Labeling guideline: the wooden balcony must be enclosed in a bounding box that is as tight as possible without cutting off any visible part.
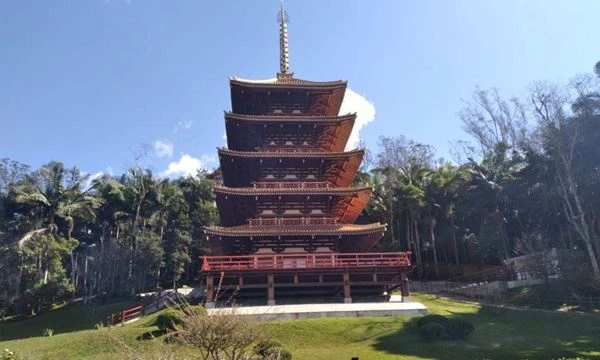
[247,217,338,226]
[252,181,330,189]
[201,252,411,272]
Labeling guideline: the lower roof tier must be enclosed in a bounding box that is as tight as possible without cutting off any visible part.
[204,222,386,254]
[214,185,371,226]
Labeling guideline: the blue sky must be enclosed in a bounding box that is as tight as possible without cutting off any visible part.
[1,0,598,178]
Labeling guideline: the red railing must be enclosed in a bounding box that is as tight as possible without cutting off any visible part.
[106,290,176,326]
[248,217,338,226]
[106,305,145,326]
[201,252,411,272]
[252,182,330,189]
[260,147,321,153]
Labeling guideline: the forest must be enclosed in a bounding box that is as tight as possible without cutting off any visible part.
[1,62,599,317]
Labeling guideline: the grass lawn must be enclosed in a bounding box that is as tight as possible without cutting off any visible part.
[2,294,600,359]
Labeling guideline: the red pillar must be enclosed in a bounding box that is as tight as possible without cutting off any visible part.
[400,271,410,302]
[267,273,275,305]
[343,272,352,303]
[205,275,215,308]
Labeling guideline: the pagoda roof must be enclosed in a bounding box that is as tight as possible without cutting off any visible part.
[224,111,356,123]
[230,77,347,116]
[213,185,371,196]
[218,147,364,159]
[224,113,355,152]
[218,149,363,188]
[230,76,347,89]
[204,222,386,253]
[205,222,385,237]
[214,185,371,226]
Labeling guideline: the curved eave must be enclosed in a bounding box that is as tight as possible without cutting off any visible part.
[204,223,386,237]
[224,113,355,152]
[229,77,347,89]
[213,185,371,196]
[224,112,357,123]
[218,147,364,159]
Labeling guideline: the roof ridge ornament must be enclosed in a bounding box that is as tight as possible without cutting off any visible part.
[277,0,294,80]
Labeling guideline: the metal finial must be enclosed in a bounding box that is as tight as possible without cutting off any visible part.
[277,0,292,79]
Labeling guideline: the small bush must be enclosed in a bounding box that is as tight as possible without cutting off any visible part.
[418,322,445,341]
[416,314,448,328]
[444,319,475,339]
[255,340,283,357]
[187,305,208,317]
[155,309,184,331]
[43,328,54,337]
[263,346,292,360]
[1,349,18,360]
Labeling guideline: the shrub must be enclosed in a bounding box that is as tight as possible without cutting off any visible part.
[263,346,292,360]
[254,340,283,357]
[444,319,475,339]
[155,309,184,331]
[416,314,448,328]
[43,328,54,337]
[418,322,445,341]
[1,349,17,360]
[187,305,208,317]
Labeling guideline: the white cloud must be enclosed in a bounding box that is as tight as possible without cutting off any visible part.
[174,120,193,133]
[160,153,216,178]
[339,88,376,150]
[81,171,103,191]
[80,166,113,190]
[153,139,174,158]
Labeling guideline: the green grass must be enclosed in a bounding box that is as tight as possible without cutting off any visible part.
[2,294,600,359]
[0,298,136,341]
[503,285,600,312]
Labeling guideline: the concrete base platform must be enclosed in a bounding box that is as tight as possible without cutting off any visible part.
[207,301,427,320]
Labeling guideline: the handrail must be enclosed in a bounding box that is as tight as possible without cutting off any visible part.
[248,217,338,226]
[106,290,176,326]
[252,182,330,189]
[201,252,411,272]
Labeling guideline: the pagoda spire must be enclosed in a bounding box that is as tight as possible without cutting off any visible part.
[277,0,293,80]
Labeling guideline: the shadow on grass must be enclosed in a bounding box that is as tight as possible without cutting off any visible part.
[0,298,136,341]
[137,329,167,340]
[372,303,600,360]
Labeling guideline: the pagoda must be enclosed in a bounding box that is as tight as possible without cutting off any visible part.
[201,4,411,306]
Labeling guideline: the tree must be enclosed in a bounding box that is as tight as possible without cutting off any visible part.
[531,81,600,277]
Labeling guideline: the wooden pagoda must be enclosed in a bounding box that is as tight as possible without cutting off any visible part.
[201,3,411,306]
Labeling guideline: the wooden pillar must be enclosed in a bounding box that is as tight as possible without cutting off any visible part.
[205,275,215,308]
[238,275,244,287]
[267,273,275,306]
[400,272,410,302]
[318,274,324,283]
[343,272,352,303]
[293,274,298,284]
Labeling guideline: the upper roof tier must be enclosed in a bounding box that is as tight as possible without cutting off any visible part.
[224,112,356,152]
[230,77,347,116]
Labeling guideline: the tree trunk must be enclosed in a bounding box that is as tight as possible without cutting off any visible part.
[429,216,439,278]
[450,208,460,265]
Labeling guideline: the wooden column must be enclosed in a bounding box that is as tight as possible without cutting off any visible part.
[205,275,215,308]
[400,271,410,302]
[267,273,275,305]
[343,272,352,303]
